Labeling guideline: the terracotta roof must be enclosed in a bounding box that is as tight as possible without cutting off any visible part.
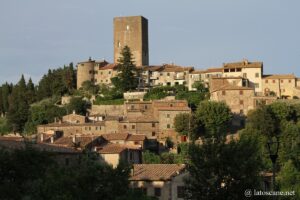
[38,121,105,127]
[49,136,100,149]
[130,164,186,181]
[142,66,164,71]
[156,107,191,111]
[263,74,296,79]
[0,136,24,142]
[223,60,263,69]
[0,140,79,154]
[161,64,194,72]
[99,63,118,70]
[97,143,140,154]
[210,78,253,92]
[102,133,129,141]
[205,67,223,73]
[127,134,146,141]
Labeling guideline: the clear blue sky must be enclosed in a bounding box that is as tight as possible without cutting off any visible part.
[1,0,300,84]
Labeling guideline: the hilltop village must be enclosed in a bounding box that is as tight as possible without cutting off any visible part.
[0,16,299,200]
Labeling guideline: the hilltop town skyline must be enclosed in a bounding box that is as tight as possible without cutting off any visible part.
[1,0,300,84]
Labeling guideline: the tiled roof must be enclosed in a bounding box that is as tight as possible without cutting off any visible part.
[223,60,263,69]
[127,134,146,141]
[156,107,191,111]
[50,136,100,148]
[0,140,79,154]
[210,78,253,92]
[142,66,164,71]
[161,65,194,72]
[38,121,105,127]
[102,133,129,141]
[99,63,118,70]
[130,164,186,181]
[97,143,140,154]
[263,74,296,79]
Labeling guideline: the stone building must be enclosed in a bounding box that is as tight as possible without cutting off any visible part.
[221,59,263,94]
[130,164,188,200]
[188,67,223,90]
[262,74,298,98]
[210,77,255,115]
[114,16,149,66]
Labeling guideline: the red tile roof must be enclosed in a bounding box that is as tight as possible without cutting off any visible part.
[99,63,118,70]
[130,164,186,181]
[97,143,140,154]
[263,74,296,79]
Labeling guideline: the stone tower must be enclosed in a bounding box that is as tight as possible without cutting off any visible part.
[114,16,149,66]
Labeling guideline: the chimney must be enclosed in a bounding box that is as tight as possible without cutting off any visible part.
[40,134,44,142]
[50,136,54,144]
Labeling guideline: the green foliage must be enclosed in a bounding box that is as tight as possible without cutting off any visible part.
[0,147,146,200]
[93,84,124,105]
[246,106,276,137]
[81,80,99,95]
[115,46,138,92]
[0,117,10,135]
[24,100,67,134]
[277,160,300,200]
[143,86,170,100]
[144,83,208,109]
[6,75,30,132]
[37,63,76,100]
[174,113,201,140]
[185,133,264,200]
[67,97,89,115]
[142,150,161,164]
[195,101,232,139]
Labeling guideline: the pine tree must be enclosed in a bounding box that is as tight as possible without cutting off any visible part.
[114,46,138,92]
[6,75,30,133]
[26,78,36,104]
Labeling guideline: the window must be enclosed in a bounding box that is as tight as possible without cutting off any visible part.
[89,127,91,131]
[152,123,155,127]
[273,80,276,83]
[240,100,244,105]
[239,90,243,95]
[132,125,136,129]
[95,126,98,130]
[167,73,170,76]
[222,91,226,95]
[254,83,259,88]
[177,186,185,198]
[224,69,229,73]
[265,80,268,83]
[131,105,134,110]
[152,132,156,136]
[236,68,241,72]
[123,125,127,129]
[154,188,161,197]
[281,80,284,83]
[89,70,92,74]
[167,124,171,129]
[166,114,170,118]
[85,127,88,130]
[144,105,148,109]
[289,80,292,83]
[230,68,235,72]
[167,82,171,86]
[100,72,103,75]
[170,104,173,107]
[255,73,259,78]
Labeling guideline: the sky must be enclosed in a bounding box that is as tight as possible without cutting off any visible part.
[0,0,300,84]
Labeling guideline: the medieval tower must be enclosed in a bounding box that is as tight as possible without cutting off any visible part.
[113,16,149,66]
